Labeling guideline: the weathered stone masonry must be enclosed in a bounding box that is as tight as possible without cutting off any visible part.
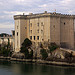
[14,11,75,52]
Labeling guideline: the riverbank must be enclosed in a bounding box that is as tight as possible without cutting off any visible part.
[0,56,75,67]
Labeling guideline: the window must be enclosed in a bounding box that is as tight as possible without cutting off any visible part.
[34,36,35,40]
[53,25,55,28]
[64,22,65,25]
[41,22,43,26]
[17,32,18,36]
[37,23,39,26]
[48,39,50,42]
[42,39,44,41]
[30,36,32,40]
[41,30,43,33]
[37,36,39,40]
[30,30,32,34]
[25,27,26,29]
[37,29,39,33]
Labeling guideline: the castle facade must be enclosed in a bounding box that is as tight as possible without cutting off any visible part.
[14,11,75,52]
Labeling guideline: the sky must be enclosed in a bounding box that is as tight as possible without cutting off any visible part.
[0,0,75,34]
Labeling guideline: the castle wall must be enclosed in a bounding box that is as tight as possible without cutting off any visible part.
[14,12,75,52]
[74,19,75,49]
[43,17,50,42]
[15,19,27,52]
[15,19,20,52]
[60,17,74,49]
[27,16,50,43]
[50,16,60,46]
[20,19,27,47]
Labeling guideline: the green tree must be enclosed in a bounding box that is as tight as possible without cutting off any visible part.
[24,48,29,59]
[20,38,33,59]
[40,49,48,60]
[48,43,59,54]
[29,50,33,59]
[0,45,10,57]
[21,38,32,48]
[6,38,10,50]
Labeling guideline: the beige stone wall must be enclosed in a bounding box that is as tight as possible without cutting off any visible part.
[20,19,27,47]
[60,17,74,49]
[43,17,50,42]
[15,19,19,52]
[27,17,50,43]
[74,19,75,49]
[15,19,27,52]
[50,16,60,46]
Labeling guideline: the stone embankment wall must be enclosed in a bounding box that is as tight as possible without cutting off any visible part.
[0,56,75,67]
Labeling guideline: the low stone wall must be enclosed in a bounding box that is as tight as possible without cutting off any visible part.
[0,56,75,67]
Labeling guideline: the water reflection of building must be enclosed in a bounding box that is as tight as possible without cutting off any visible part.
[13,11,75,52]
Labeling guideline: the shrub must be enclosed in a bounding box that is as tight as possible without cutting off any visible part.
[21,38,32,48]
[40,43,43,48]
[23,48,29,59]
[29,50,33,59]
[20,38,33,59]
[48,43,59,53]
[0,46,10,57]
[40,49,48,60]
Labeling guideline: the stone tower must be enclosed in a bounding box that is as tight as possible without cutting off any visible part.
[14,15,27,52]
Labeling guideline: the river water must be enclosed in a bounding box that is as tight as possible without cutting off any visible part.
[0,61,75,75]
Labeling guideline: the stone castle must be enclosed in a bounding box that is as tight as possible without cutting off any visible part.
[13,11,75,52]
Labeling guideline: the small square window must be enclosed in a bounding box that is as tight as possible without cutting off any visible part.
[64,22,65,25]
[53,25,55,28]
[41,30,43,33]
[42,39,44,41]
[37,36,39,40]
[30,30,32,34]
[25,27,27,29]
[37,23,39,26]
[41,22,43,26]
[34,36,35,40]
[37,29,39,33]
[17,32,18,36]
[48,39,50,42]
